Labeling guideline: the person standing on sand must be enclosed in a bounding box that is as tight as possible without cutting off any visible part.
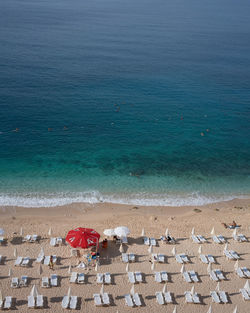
[49,255,54,270]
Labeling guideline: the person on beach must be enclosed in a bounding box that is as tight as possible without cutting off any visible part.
[49,255,54,270]
[222,220,239,229]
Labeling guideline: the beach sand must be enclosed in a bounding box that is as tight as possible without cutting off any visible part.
[0,198,249,312]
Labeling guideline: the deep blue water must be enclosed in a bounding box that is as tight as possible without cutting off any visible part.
[0,0,249,206]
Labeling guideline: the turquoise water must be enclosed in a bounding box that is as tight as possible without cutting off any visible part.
[0,0,250,206]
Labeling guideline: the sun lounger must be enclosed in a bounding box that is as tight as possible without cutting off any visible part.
[20,276,28,287]
[189,270,199,282]
[158,254,165,263]
[219,291,228,303]
[242,267,250,278]
[28,295,35,308]
[96,273,103,284]
[215,269,225,280]
[161,271,168,282]
[207,254,215,263]
[51,274,58,286]
[197,235,206,243]
[11,277,19,288]
[236,267,245,278]
[230,250,240,259]
[77,273,85,284]
[200,254,208,263]
[155,272,162,283]
[104,272,111,284]
[15,256,23,266]
[135,271,142,283]
[151,238,156,246]
[102,293,110,306]
[175,254,183,264]
[193,293,200,304]
[240,288,250,301]
[191,234,200,243]
[183,271,192,283]
[36,255,44,263]
[129,253,135,262]
[23,235,31,242]
[210,270,219,281]
[210,291,221,303]
[224,249,234,260]
[133,293,142,306]
[155,291,164,305]
[70,296,78,309]
[50,237,57,247]
[184,291,193,303]
[180,254,189,263]
[0,236,6,245]
[21,257,30,266]
[62,295,70,309]
[124,294,134,307]
[36,295,43,308]
[42,277,50,288]
[122,253,128,263]
[164,292,173,303]
[143,237,150,245]
[93,294,102,306]
[30,234,38,242]
[218,235,226,243]
[212,235,220,244]
[70,272,78,283]
[121,236,128,244]
[128,272,136,284]
[44,255,57,265]
[4,297,12,309]
[234,233,247,242]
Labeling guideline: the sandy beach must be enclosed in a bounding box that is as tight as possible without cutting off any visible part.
[0,198,250,313]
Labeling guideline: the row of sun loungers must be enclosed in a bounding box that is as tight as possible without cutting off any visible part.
[35,255,57,264]
[183,270,199,283]
[50,237,63,246]
[62,295,78,309]
[191,234,207,244]
[28,295,43,308]
[143,237,156,246]
[128,271,142,283]
[93,293,110,306]
[14,256,30,267]
[122,253,135,263]
[0,296,13,309]
[41,274,58,287]
[154,271,168,283]
[224,249,240,260]
[124,293,141,307]
[175,253,189,264]
[22,234,38,243]
[11,276,28,288]
[210,290,228,303]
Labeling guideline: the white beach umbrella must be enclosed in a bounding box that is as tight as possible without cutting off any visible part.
[233,306,237,313]
[244,280,250,292]
[0,229,4,236]
[14,248,17,258]
[234,260,239,270]
[126,263,130,272]
[207,262,212,273]
[148,245,153,254]
[119,244,124,253]
[180,265,185,274]
[198,245,202,254]
[165,228,169,237]
[171,246,176,256]
[95,262,99,272]
[100,284,104,296]
[68,265,72,274]
[215,282,220,292]
[191,227,195,235]
[114,226,130,237]
[30,285,38,297]
[67,287,71,297]
[224,243,228,251]
[48,227,52,236]
[20,227,23,236]
[38,264,42,275]
[210,227,215,235]
[130,284,135,295]
[141,228,145,236]
[162,283,167,293]
[207,305,212,313]
[190,286,195,295]
[172,306,177,313]
[151,261,155,271]
[8,268,12,277]
[103,229,115,237]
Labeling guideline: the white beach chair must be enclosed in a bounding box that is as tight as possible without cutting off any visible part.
[56,237,63,245]
[124,294,134,307]
[219,291,228,303]
[155,291,164,305]
[51,274,58,286]
[161,271,168,282]
[212,235,221,244]
[210,270,219,281]
[11,277,19,288]
[175,254,183,264]
[102,293,110,306]
[21,257,30,266]
[30,234,38,242]
[23,235,31,242]
[104,272,111,284]
[215,269,225,280]
[4,297,12,309]
[93,294,102,306]
[96,273,103,284]
[135,271,142,283]
[151,238,156,246]
[240,288,250,301]
[128,272,136,284]
[41,277,50,288]
[242,267,250,278]
[191,234,200,243]
[189,270,199,282]
[50,237,57,247]
[70,296,78,309]
[15,256,23,266]
[133,293,142,306]
[210,291,221,303]
[36,254,44,263]
[77,273,85,284]
[44,256,50,266]
[224,249,234,260]
[61,295,70,309]
[129,253,135,262]
[155,272,162,283]
[0,236,6,245]
[184,291,193,303]
[183,271,192,283]
[218,235,226,243]
[36,295,44,308]
[164,292,173,303]
[200,254,208,263]
[143,237,150,245]
[207,254,215,263]
[230,250,240,259]
[180,253,189,263]
[122,253,128,263]
[0,255,2,264]
[192,293,200,304]
[28,295,35,308]
[238,234,247,242]
[20,276,28,287]
[70,272,78,283]
[236,267,245,278]
[158,254,165,263]
[197,234,206,243]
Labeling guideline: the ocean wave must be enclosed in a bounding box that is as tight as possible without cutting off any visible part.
[0,191,248,208]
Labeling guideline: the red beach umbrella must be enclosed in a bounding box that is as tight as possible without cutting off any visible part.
[66,227,100,249]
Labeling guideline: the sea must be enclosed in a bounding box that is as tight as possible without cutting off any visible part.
[0,0,249,207]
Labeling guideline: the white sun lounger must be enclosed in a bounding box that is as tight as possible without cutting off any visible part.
[161,271,168,282]
[15,256,23,266]
[164,292,173,303]
[207,254,215,263]
[236,267,245,278]
[122,253,129,263]
[183,272,192,283]
[44,255,57,265]
[124,294,134,307]
[50,237,57,247]
[93,294,102,306]
[28,295,35,308]
[77,273,85,284]
[129,253,135,262]
[197,235,206,243]
[210,291,221,303]
[175,254,183,264]
[193,293,200,304]
[133,293,142,306]
[155,272,162,283]
[155,291,164,305]
[21,257,30,267]
[42,277,50,288]
[30,235,38,242]
[62,295,70,309]
[151,238,156,246]
[234,234,247,242]
[218,235,226,243]
[0,255,2,264]
[104,272,111,284]
[70,296,78,309]
[4,297,12,309]
[143,237,150,245]
[51,274,58,286]
[128,272,136,284]
[200,254,208,263]
[240,288,250,301]
[191,234,200,243]
[96,273,103,284]
[20,276,28,287]
[11,277,19,288]
[180,254,189,263]
[70,272,78,283]
[219,291,228,303]
[230,250,240,259]
[102,293,110,306]
[212,235,220,244]
[215,269,225,280]
[210,270,219,281]
[158,254,165,263]
[185,291,193,303]
[36,254,44,263]
[242,267,250,278]
[189,270,199,282]
[36,295,43,308]
[135,271,142,283]
[224,249,234,260]
[23,235,31,242]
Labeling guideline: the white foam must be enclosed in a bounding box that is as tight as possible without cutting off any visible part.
[0,190,248,208]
